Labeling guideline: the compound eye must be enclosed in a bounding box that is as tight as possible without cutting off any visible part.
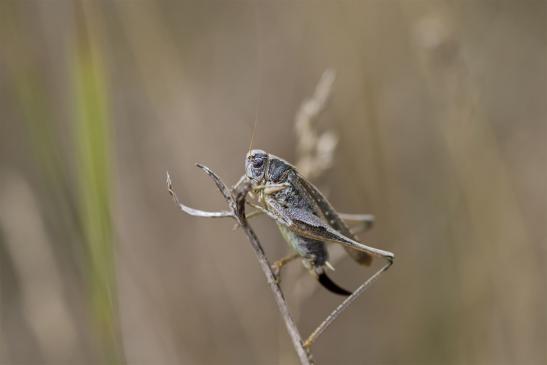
[252,158,264,169]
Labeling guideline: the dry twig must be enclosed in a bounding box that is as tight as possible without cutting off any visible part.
[166,168,314,365]
[295,69,338,180]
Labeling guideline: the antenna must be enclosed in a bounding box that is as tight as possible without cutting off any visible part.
[248,117,258,153]
[248,2,260,154]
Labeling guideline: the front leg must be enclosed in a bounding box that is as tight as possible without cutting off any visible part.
[253,182,290,195]
[231,208,265,230]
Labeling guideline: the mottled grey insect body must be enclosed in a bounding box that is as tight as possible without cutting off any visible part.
[246,150,327,262]
[245,149,372,296]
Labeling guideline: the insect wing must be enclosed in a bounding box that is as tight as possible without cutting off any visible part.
[297,174,373,266]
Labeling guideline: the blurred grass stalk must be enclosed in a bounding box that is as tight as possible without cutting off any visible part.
[72,3,123,364]
[403,3,540,364]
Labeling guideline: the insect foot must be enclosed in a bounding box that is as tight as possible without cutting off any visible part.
[271,263,282,284]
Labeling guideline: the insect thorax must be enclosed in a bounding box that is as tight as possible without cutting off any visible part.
[265,157,318,213]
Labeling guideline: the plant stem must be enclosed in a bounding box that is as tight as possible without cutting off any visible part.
[167,169,313,365]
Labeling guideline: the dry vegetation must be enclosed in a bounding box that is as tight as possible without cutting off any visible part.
[0,1,545,365]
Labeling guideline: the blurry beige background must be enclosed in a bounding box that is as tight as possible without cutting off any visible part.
[0,1,545,364]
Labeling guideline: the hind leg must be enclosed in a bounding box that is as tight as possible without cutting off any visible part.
[271,253,299,283]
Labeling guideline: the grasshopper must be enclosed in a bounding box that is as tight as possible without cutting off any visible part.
[241,149,394,298]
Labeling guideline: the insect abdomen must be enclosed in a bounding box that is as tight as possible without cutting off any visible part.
[277,224,328,267]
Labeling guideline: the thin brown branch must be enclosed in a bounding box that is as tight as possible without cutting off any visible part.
[166,172,232,218]
[303,260,393,348]
[166,168,313,365]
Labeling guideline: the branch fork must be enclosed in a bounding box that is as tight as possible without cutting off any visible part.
[167,165,314,365]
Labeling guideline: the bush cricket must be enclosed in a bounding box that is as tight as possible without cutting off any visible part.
[168,148,395,353]
[240,149,394,300]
